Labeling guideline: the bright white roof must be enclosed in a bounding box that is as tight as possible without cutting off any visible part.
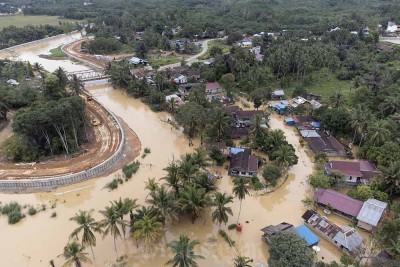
[357,199,388,226]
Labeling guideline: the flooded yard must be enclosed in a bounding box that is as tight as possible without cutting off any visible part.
[0,35,349,266]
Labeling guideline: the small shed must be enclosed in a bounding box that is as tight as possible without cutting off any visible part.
[295,224,319,247]
[271,90,285,99]
[284,118,295,126]
[357,199,388,231]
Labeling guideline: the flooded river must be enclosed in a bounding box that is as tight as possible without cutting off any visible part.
[0,35,345,266]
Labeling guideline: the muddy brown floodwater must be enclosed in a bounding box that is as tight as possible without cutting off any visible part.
[0,35,349,267]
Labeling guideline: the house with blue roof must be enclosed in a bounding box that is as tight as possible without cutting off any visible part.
[296,224,320,247]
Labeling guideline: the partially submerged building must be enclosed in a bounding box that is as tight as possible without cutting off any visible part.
[302,210,363,254]
[356,199,388,231]
[300,130,346,157]
[261,222,319,247]
[324,160,381,185]
[313,188,363,219]
[228,148,258,177]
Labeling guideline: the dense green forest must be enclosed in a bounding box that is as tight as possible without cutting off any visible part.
[0,62,87,161]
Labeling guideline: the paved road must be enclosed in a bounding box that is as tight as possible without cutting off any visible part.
[380,37,400,45]
[159,37,225,71]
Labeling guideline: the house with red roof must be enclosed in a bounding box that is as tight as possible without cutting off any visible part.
[205,82,221,94]
[325,160,381,186]
[313,188,364,219]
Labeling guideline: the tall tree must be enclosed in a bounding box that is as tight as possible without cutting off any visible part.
[133,212,163,248]
[232,176,251,223]
[163,161,182,195]
[166,235,205,267]
[272,145,298,169]
[233,255,253,267]
[205,107,232,142]
[58,241,91,267]
[179,185,210,223]
[98,205,129,252]
[146,185,179,222]
[69,210,102,259]
[69,74,83,96]
[383,161,400,198]
[211,192,233,228]
[0,99,9,121]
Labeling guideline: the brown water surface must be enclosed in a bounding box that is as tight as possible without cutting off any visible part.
[0,35,348,267]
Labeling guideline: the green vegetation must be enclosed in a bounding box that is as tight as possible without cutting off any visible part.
[84,37,124,55]
[1,202,23,224]
[0,15,79,29]
[262,165,282,188]
[199,40,231,60]
[49,46,66,58]
[122,161,140,179]
[218,229,235,247]
[51,212,57,218]
[28,207,37,216]
[146,54,181,69]
[105,177,123,191]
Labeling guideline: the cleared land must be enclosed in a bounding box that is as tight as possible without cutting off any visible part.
[198,39,230,60]
[0,15,79,29]
[0,97,128,180]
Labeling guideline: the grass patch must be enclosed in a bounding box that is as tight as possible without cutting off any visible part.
[0,15,79,29]
[284,69,352,102]
[146,54,182,68]
[199,40,231,60]
[122,161,140,179]
[49,46,66,58]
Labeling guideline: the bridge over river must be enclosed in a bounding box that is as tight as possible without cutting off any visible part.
[67,69,109,81]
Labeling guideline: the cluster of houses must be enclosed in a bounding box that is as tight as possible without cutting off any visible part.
[261,188,387,255]
[269,90,322,115]
[383,22,400,37]
[313,188,388,231]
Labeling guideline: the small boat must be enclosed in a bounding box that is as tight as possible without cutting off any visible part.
[323,209,331,215]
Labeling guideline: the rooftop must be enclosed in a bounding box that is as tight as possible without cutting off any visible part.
[325,160,381,180]
[272,90,285,96]
[295,224,320,247]
[261,222,297,236]
[356,199,388,227]
[313,188,363,217]
[229,149,258,173]
[305,131,346,155]
[206,82,221,91]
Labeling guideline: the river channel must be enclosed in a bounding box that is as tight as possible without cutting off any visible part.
[0,34,344,267]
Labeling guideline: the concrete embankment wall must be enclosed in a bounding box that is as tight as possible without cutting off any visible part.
[60,40,102,70]
[0,96,125,193]
[0,31,81,55]
[0,36,126,193]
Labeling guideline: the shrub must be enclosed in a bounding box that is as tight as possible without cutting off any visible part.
[28,207,37,215]
[250,176,264,190]
[209,147,226,166]
[51,212,57,218]
[8,210,23,224]
[122,161,140,179]
[228,223,237,230]
[144,147,151,154]
[105,179,119,190]
[1,202,21,215]
[262,165,282,187]
[2,135,39,162]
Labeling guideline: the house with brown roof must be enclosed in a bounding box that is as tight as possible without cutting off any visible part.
[302,130,346,157]
[228,148,258,177]
[260,222,297,244]
[313,188,364,219]
[205,82,221,94]
[324,160,381,185]
[225,106,266,128]
[302,210,363,254]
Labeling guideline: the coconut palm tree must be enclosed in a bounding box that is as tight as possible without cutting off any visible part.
[232,176,251,224]
[178,158,199,185]
[191,148,210,170]
[211,192,233,228]
[367,120,390,146]
[33,62,43,72]
[329,92,344,108]
[54,67,69,89]
[233,255,253,267]
[383,161,400,198]
[98,205,129,252]
[69,210,102,259]
[163,161,182,195]
[249,114,266,143]
[58,241,91,267]
[179,184,210,223]
[207,107,232,142]
[145,177,159,195]
[133,212,164,248]
[0,99,9,121]
[146,185,179,222]
[349,104,371,145]
[111,198,137,238]
[166,235,205,267]
[272,145,298,169]
[69,74,83,96]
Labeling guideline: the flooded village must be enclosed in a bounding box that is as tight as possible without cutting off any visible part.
[1,3,400,267]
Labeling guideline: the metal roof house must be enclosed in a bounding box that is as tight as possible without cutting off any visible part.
[260,222,297,244]
[271,90,285,99]
[324,160,382,185]
[228,148,258,177]
[302,210,363,254]
[261,222,319,247]
[356,199,388,231]
[313,188,363,219]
